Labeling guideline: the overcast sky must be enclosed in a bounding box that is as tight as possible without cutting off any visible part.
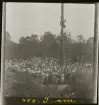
[6,3,95,43]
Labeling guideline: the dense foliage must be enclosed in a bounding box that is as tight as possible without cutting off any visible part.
[5,31,93,64]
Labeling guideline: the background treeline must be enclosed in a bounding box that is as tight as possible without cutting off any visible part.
[5,31,94,64]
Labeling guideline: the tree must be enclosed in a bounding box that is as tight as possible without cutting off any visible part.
[85,37,93,63]
[48,41,60,58]
[40,31,56,56]
[75,35,86,64]
[76,35,85,43]
[5,31,93,65]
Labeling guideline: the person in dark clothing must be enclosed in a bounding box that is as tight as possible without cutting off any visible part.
[48,73,52,84]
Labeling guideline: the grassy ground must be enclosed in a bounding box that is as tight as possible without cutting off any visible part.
[4,66,93,100]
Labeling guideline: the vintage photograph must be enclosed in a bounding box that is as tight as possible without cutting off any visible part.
[3,2,96,103]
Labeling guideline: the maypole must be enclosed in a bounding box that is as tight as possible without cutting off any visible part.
[60,3,66,72]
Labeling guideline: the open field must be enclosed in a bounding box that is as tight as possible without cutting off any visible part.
[4,58,93,101]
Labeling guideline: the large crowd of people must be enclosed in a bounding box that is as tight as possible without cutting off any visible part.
[5,57,92,86]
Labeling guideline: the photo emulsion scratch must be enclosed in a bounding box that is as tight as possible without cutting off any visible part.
[2,2,98,104]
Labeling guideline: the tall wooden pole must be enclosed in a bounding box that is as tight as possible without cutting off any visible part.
[92,3,98,103]
[68,33,71,63]
[1,2,6,105]
[60,3,66,72]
